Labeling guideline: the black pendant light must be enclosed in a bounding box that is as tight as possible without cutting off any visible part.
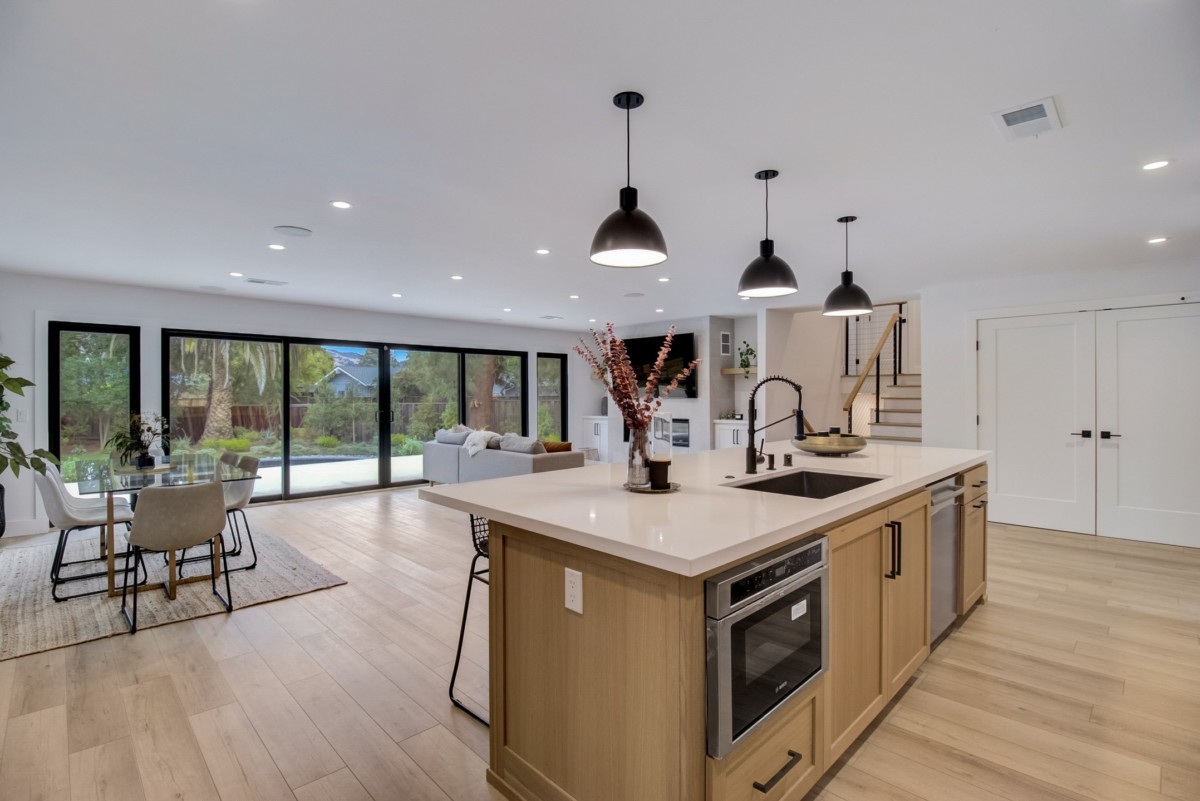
[737,170,798,298]
[590,91,668,268]
[822,215,874,316]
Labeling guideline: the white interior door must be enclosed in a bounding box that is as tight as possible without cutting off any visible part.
[978,313,1096,534]
[1096,304,1200,546]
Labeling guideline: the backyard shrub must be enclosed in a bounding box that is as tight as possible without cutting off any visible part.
[315,435,340,448]
[234,427,263,443]
[215,438,252,452]
[398,439,424,456]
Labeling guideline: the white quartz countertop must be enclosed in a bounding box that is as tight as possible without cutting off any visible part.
[419,441,988,577]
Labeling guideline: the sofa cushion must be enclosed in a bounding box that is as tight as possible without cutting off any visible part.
[543,441,573,453]
[435,427,472,445]
[499,434,546,454]
[464,429,501,456]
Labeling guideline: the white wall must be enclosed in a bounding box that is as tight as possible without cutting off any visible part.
[0,271,590,534]
[920,264,1199,449]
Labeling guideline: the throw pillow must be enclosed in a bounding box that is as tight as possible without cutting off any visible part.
[464,429,500,457]
[543,441,572,453]
[435,428,471,446]
[499,434,547,454]
[452,423,474,433]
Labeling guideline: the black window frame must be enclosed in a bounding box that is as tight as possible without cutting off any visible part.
[536,352,568,442]
[47,321,142,460]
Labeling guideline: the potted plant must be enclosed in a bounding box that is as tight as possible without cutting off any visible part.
[106,413,169,470]
[0,354,58,537]
[738,340,757,378]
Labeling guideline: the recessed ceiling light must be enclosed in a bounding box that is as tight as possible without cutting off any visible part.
[569,295,580,300]
[588,318,597,323]
[229,272,244,277]
[451,275,464,280]
[503,308,512,312]
[658,277,670,282]
[740,296,750,301]
[655,308,664,313]
[1148,237,1168,244]
[391,293,403,298]
[536,249,550,255]
[330,200,353,209]
[1143,161,1169,170]
[268,244,286,251]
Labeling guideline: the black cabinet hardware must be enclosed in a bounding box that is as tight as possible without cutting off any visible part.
[753,750,803,793]
[1100,431,1122,439]
[972,500,988,509]
[895,520,903,577]
[1070,430,1092,438]
[972,479,988,488]
[884,522,898,579]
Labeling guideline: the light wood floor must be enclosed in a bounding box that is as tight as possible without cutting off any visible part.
[2,490,1198,801]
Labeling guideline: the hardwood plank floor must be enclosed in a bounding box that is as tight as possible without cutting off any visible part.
[2,490,1197,801]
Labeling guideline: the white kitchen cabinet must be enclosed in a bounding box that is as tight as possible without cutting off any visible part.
[713,419,749,450]
[580,415,609,462]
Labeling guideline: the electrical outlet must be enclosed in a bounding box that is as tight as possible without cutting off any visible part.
[16,408,28,422]
[564,567,583,614]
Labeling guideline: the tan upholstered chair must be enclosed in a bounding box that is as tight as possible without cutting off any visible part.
[119,481,231,633]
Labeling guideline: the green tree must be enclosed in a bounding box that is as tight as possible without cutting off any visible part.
[57,332,130,452]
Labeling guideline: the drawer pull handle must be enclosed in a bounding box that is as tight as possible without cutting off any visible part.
[973,500,988,509]
[973,479,988,487]
[753,750,803,794]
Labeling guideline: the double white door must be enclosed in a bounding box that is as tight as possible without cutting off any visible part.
[978,304,1200,547]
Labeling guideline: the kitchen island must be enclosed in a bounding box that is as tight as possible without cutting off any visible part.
[420,441,988,801]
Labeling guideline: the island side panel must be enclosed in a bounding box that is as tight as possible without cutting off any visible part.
[488,522,706,801]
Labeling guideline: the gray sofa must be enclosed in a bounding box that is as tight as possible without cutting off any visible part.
[422,440,584,484]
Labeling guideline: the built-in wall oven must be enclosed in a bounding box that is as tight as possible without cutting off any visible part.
[705,537,828,758]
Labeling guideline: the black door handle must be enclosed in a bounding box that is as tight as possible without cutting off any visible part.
[753,750,803,793]
[884,522,898,579]
[1100,431,1122,439]
[1070,430,1092,438]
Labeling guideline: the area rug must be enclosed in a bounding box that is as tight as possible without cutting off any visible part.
[0,528,345,660]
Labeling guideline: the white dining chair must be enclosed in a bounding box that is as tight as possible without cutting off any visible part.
[119,481,232,633]
[34,467,136,601]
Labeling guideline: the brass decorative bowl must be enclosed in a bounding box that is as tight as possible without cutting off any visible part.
[791,434,868,456]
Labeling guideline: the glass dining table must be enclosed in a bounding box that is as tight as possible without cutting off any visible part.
[70,456,259,597]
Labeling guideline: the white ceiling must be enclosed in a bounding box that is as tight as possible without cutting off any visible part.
[1,1,1197,330]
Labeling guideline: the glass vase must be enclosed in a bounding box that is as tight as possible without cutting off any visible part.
[627,426,650,489]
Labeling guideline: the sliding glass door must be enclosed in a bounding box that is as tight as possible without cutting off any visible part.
[390,347,460,484]
[49,323,140,483]
[465,352,525,434]
[288,342,381,495]
[537,353,567,442]
[165,334,283,497]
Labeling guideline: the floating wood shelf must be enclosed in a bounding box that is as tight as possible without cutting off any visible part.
[720,367,758,376]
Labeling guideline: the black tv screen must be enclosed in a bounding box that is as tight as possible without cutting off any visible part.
[624,332,698,398]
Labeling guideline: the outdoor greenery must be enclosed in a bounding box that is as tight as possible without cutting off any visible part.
[55,331,132,476]
[104,413,169,466]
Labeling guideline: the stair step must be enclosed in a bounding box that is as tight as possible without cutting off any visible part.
[893,373,922,387]
[878,410,921,424]
[869,422,923,439]
[880,386,922,399]
[878,397,922,410]
[867,434,924,444]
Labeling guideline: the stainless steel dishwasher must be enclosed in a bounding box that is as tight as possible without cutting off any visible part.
[929,477,966,644]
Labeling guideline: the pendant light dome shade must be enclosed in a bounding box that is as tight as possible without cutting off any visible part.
[738,239,799,297]
[590,91,668,268]
[736,170,798,298]
[591,187,668,267]
[822,215,874,316]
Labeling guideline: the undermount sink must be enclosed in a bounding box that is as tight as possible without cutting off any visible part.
[732,470,882,499]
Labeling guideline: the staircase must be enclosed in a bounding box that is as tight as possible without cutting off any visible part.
[869,373,922,443]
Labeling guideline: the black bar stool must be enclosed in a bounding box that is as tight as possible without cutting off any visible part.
[449,514,489,726]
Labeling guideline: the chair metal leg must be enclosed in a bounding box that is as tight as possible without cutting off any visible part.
[120,547,143,633]
[52,525,141,602]
[210,534,233,612]
[231,508,256,571]
[449,552,489,726]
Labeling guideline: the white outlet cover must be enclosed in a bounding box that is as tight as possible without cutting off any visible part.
[565,567,583,614]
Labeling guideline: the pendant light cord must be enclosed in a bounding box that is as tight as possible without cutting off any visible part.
[764,178,770,239]
[844,219,849,269]
[625,107,631,188]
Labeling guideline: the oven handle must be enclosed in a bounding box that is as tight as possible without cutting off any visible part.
[715,566,826,628]
[753,749,804,794]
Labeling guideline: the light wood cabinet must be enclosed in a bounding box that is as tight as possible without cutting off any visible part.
[707,679,822,801]
[957,463,988,613]
[826,490,930,761]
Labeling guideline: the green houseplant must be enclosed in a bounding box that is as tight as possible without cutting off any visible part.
[105,413,169,469]
[0,354,58,537]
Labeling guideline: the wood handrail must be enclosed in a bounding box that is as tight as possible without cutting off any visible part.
[843,312,900,412]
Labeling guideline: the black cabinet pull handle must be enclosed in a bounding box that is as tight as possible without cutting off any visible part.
[1070,430,1092,438]
[884,522,898,579]
[972,480,988,487]
[753,750,803,793]
[1100,431,1122,439]
[973,500,988,509]
[895,520,903,577]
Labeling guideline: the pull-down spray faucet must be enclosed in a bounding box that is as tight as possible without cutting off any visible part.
[746,375,805,474]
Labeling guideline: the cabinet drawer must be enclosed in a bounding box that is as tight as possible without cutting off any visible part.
[708,685,820,801]
[958,463,988,503]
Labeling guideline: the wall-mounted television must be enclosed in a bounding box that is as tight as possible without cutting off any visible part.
[624,332,698,398]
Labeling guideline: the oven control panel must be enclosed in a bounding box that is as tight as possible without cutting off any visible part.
[706,537,828,619]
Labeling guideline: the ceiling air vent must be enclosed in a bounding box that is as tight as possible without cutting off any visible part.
[245,277,288,286]
[539,315,564,320]
[992,97,1062,140]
